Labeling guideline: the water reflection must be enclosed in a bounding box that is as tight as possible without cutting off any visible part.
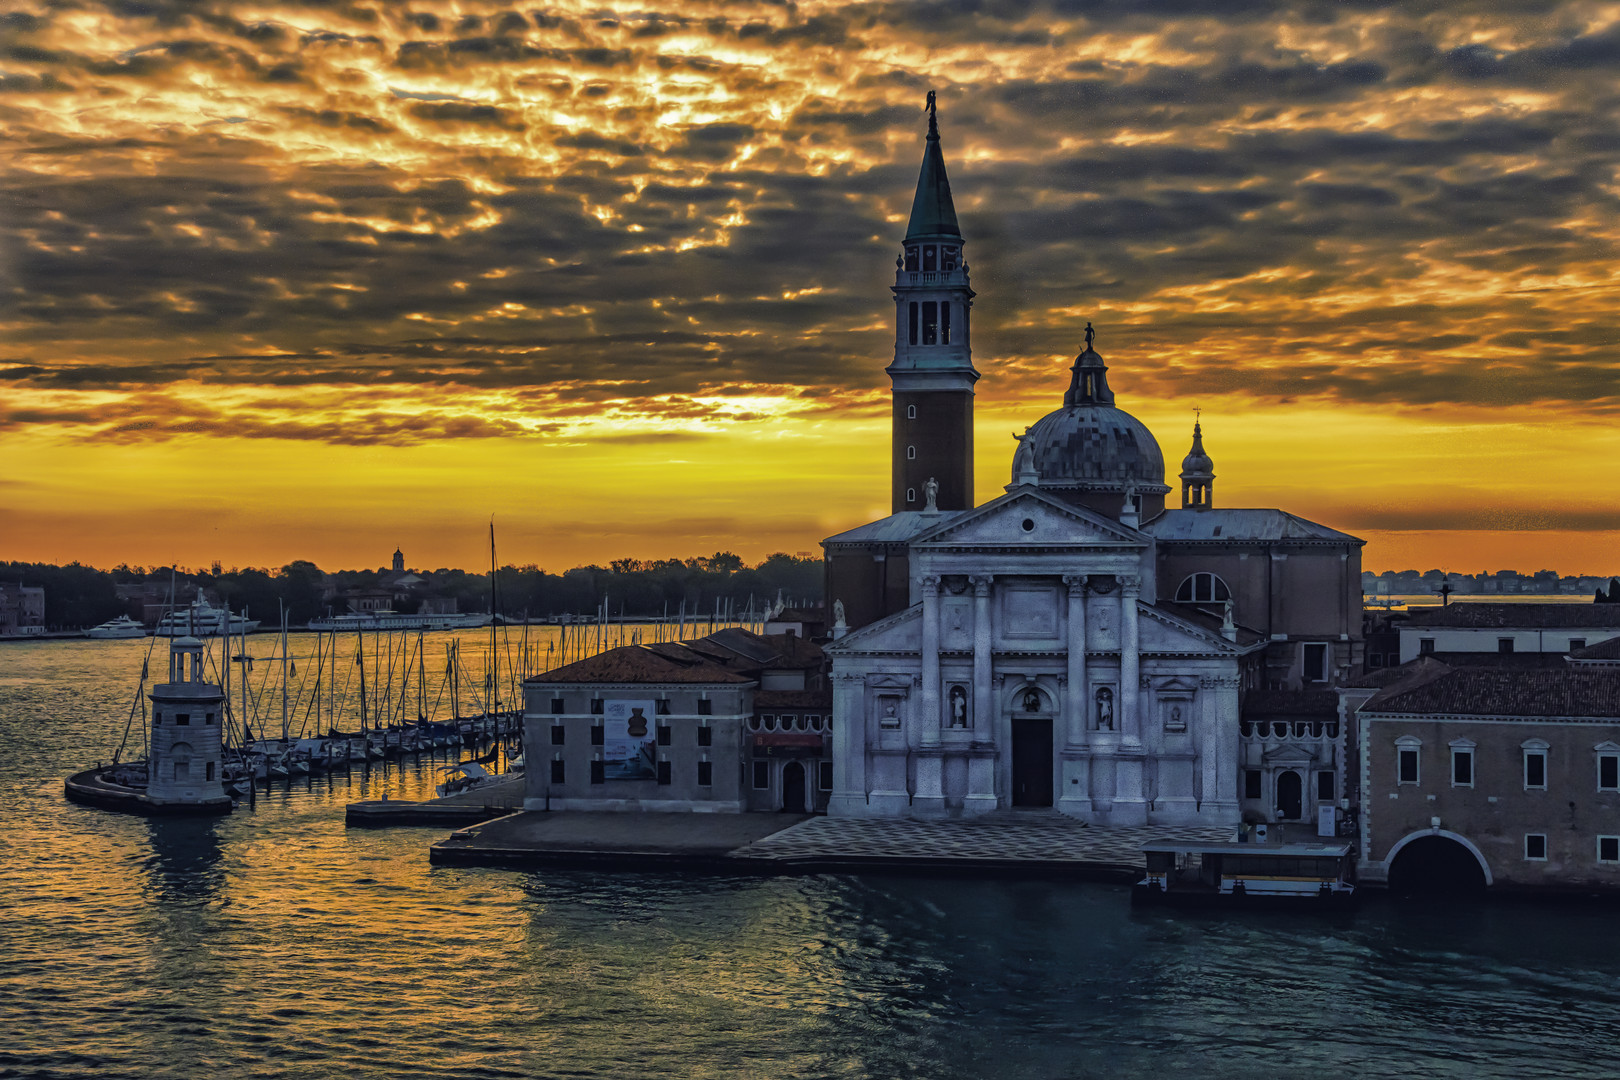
[142,816,226,906]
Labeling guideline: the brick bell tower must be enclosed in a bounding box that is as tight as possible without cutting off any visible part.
[889,92,978,514]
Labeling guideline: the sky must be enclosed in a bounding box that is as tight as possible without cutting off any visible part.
[4,0,1620,575]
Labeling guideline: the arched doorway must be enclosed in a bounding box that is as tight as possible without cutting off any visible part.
[1387,835,1489,896]
[1276,770,1302,820]
[782,761,807,813]
[1011,689,1053,807]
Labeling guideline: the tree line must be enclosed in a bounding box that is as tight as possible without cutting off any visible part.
[0,552,823,629]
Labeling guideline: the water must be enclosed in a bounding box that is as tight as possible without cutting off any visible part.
[4,639,1620,1079]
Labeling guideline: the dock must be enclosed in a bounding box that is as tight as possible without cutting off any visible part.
[345,775,526,828]
[427,811,1237,880]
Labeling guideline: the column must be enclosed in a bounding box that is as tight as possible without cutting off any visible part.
[914,575,945,813]
[920,575,942,747]
[1199,676,1220,818]
[1120,576,1141,747]
[1063,575,1088,747]
[1210,676,1242,824]
[971,575,992,742]
[827,673,867,817]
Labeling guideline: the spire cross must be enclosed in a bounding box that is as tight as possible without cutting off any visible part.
[926,90,937,136]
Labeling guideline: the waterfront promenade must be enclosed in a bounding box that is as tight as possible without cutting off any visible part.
[428,810,1235,879]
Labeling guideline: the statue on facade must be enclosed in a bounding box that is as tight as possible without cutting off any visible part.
[949,685,968,727]
[1096,687,1114,730]
[833,598,846,628]
[1084,321,1095,350]
[1022,689,1042,713]
[924,476,939,512]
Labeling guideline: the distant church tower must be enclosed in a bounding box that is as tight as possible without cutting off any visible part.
[392,547,405,573]
[1180,420,1215,509]
[889,93,978,514]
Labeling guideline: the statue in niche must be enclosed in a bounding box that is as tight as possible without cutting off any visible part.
[880,701,900,729]
[1022,689,1042,713]
[949,686,968,727]
[1167,704,1185,732]
[1096,687,1114,730]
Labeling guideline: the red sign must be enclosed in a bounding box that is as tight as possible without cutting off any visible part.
[754,733,822,748]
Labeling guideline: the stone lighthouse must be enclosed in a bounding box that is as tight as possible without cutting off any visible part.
[146,636,232,812]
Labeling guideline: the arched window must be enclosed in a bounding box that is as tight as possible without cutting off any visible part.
[1175,572,1231,604]
[907,404,917,419]
[906,487,916,504]
[907,445,916,460]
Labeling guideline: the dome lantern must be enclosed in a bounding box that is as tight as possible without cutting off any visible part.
[1179,417,1215,510]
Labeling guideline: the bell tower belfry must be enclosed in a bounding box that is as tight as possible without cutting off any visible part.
[889,92,979,514]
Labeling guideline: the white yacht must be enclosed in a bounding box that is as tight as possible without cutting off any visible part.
[306,610,493,632]
[85,616,148,639]
[153,593,260,637]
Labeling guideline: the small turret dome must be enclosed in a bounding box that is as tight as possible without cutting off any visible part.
[1179,419,1215,509]
[1181,421,1213,478]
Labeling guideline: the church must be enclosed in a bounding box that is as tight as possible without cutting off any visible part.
[823,101,1364,826]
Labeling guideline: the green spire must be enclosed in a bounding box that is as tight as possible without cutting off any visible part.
[904,92,961,242]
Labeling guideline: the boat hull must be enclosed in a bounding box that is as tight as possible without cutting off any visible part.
[1131,882,1359,911]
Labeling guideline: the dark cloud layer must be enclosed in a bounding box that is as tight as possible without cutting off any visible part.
[3,0,1620,447]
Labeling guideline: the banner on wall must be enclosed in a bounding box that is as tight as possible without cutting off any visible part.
[603,699,658,780]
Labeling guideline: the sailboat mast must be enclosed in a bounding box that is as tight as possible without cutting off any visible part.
[489,517,499,718]
[280,602,289,744]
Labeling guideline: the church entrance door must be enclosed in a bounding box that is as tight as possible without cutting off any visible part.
[1277,770,1303,820]
[782,761,807,813]
[1012,717,1053,807]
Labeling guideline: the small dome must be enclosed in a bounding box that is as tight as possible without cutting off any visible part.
[1181,421,1214,479]
[171,635,204,648]
[1018,405,1169,493]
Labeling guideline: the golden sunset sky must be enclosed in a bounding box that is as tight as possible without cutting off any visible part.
[4,1,1619,574]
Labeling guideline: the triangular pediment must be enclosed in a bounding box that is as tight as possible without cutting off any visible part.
[1262,744,1318,764]
[912,488,1145,549]
[1139,603,1248,655]
[825,604,922,655]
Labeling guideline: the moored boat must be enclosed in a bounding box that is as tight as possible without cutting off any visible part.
[85,616,148,639]
[1133,839,1358,910]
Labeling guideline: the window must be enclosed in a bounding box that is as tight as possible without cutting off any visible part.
[590,760,605,785]
[922,301,938,345]
[753,761,771,789]
[905,246,919,272]
[941,246,958,271]
[550,760,565,784]
[550,698,565,714]
[1600,836,1620,864]
[1451,742,1475,787]
[1397,737,1421,785]
[1369,652,1385,669]
[1498,637,1515,654]
[1419,638,1435,656]
[1244,770,1262,799]
[940,301,951,344]
[657,760,672,785]
[175,713,190,726]
[923,245,936,271]
[819,761,834,791]
[590,725,604,746]
[697,699,712,716]
[174,761,189,781]
[908,302,918,345]
[657,699,671,716]
[205,713,214,725]
[590,699,604,715]
[907,404,916,420]
[906,487,916,504]
[697,726,712,747]
[205,762,215,781]
[1303,643,1329,683]
[697,760,713,786]
[906,445,916,460]
[1525,833,1548,860]
[1523,740,1548,789]
[1571,639,1587,651]
[1174,573,1231,604]
[656,725,671,746]
[1601,753,1620,791]
[1317,771,1335,800]
[551,725,566,746]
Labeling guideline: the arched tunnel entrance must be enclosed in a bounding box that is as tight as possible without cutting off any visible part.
[1386,835,1489,897]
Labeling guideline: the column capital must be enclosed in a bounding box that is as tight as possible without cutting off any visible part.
[921,574,942,596]
[1119,574,1141,598]
[1063,573,1089,595]
[969,574,993,596]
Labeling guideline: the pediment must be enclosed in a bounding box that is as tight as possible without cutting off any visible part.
[912,489,1145,549]
[1263,745,1318,764]
[826,604,921,654]
[1139,603,1242,654]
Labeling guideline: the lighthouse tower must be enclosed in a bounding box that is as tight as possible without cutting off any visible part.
[889,92,979,513]
[146,636,231,812]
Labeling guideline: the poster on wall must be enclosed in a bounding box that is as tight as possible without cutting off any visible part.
[603,699,658,780]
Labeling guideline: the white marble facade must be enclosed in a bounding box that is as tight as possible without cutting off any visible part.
[827,489,1248,825]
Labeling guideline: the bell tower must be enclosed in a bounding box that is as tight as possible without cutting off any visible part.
[889,92,978,514]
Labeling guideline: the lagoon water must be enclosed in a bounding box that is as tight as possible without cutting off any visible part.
[4,636,1620,1079]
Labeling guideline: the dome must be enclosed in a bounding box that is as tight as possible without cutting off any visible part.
[1018,404,1169,494]
[1011,329,1169,495]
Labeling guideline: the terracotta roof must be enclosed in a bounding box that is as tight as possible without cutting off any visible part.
[1401,603,1620,629]
[754,689,833,709]
[1364,668,1620,718]
[684,628,824,672]
[1426,651,1571,669]
[528,644,750,685]
[1243,690,1339,717]
[1570,635,1620,662]
[1349,655,1458,692]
